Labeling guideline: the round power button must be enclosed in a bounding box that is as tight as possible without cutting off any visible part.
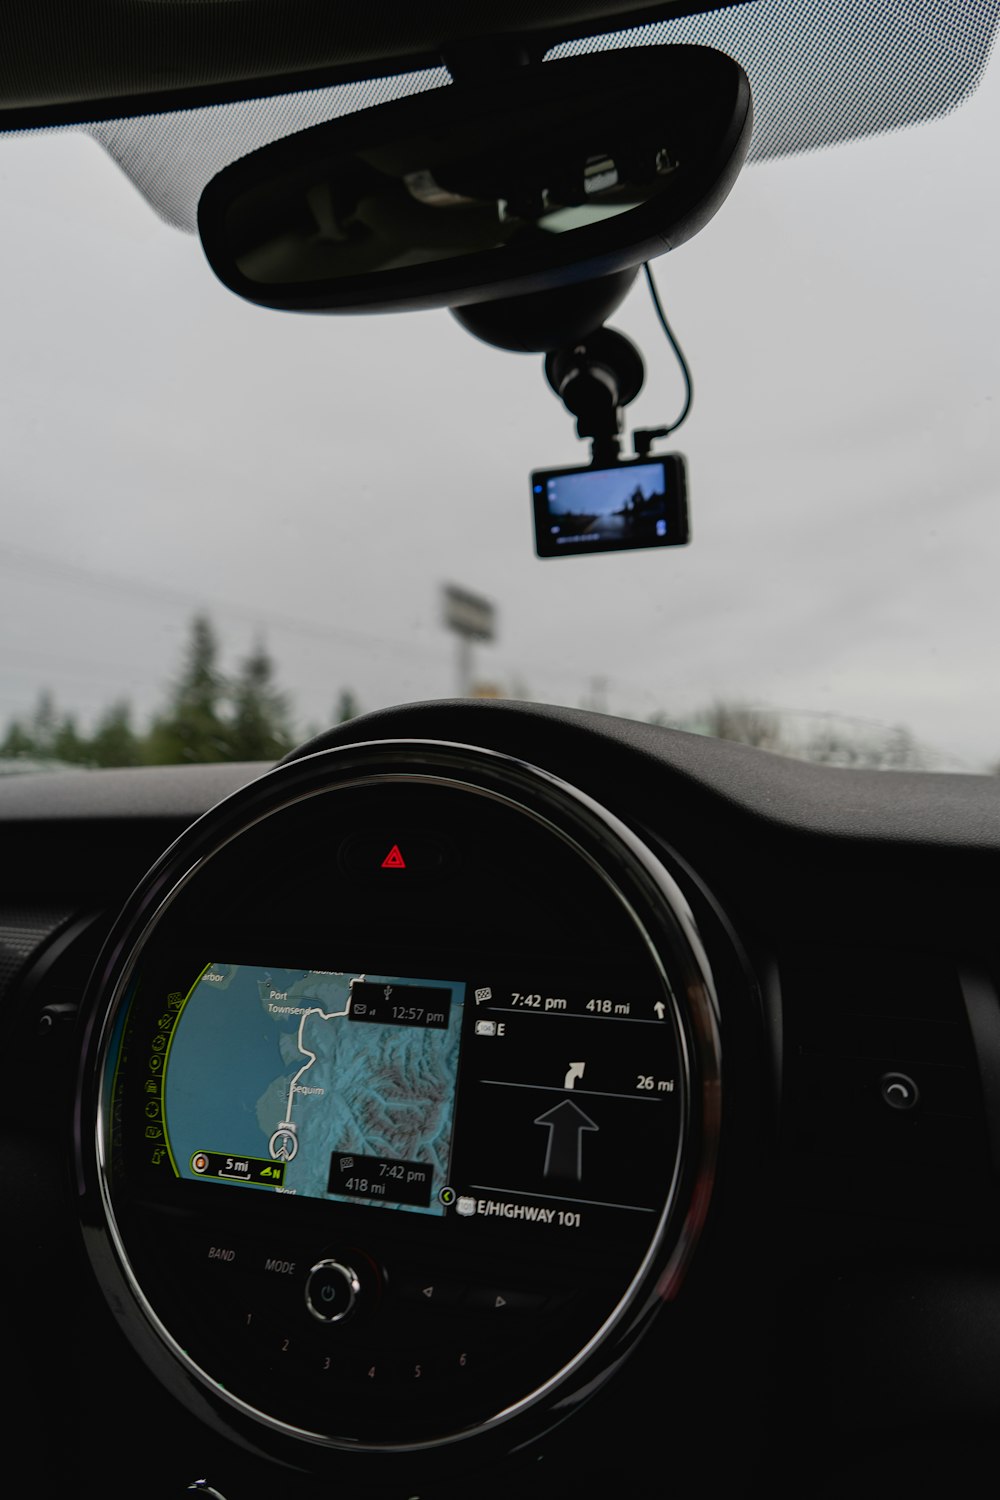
[880,1072,919,1111]
[305,1260,361,1323]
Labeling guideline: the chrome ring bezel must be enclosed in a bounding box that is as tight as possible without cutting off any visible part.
[79,738,722,1458]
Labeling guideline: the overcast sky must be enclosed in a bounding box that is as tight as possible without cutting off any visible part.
[1,47,999,767]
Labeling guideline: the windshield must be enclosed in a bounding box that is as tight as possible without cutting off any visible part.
[1,21,998,773]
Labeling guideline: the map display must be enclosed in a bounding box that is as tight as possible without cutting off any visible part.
[164,962,466,1217]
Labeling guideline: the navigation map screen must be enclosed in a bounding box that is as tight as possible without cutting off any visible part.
[164,963,465,1217]
[138,955,685,1240]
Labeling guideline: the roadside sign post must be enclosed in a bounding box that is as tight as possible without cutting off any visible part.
[442,584,496,696]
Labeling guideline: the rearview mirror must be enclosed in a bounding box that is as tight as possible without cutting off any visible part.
[198,45,752,315]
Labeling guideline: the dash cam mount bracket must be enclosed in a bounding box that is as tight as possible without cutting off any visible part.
[544,327,645,467]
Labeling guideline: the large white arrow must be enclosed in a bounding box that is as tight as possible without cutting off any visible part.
[534,1099,599,1181]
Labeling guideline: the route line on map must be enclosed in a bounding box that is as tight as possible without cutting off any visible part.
[267,986,360,1163]
[284,1000,351,1123]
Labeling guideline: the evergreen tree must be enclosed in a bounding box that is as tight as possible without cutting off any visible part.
[53,711,88,764]
[0,692,89,765]
[336,689,360,723]
[0,616,303,768]
[144,614,231,764]
[0,717,37,760]
[228,640,294,760]
[90,701,141,767]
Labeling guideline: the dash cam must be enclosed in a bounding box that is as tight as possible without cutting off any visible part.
[531,455,689,559]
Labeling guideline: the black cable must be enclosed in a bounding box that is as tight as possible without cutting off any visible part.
[642,260,693,436]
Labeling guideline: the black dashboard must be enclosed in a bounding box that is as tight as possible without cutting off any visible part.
[8,697,1000,1498]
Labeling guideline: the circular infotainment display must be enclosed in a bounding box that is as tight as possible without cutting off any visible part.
[77,740,721,1465]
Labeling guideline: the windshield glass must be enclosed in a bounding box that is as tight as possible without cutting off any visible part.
[1,28,998,772]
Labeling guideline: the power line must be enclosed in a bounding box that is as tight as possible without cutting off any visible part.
[0,542,453,669]
[0,543,689,728]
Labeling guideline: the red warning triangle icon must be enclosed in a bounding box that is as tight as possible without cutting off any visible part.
[381,844,407,869]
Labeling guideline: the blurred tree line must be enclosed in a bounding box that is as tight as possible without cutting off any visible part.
[0,616,941,773]
[0,614,360,768]
[650,700,933,770]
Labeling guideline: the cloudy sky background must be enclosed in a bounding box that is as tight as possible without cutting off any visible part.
[1,41,998,766]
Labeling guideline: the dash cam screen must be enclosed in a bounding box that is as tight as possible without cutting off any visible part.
[531,456,689,558]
